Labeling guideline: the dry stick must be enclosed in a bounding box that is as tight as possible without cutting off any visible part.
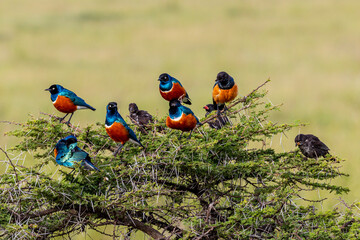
[0,120,26,126]
[39,112,83,133]
[200,79,271,126]
[194,226,216,240]
[0,147,19,183]
[0,147,22,216]
[127,115,148,134]
[227,78,271,109]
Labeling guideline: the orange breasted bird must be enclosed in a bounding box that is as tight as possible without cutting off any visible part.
[105,102,145,156]
[212,71,238,113]
[158,73,192,105]
[54,135,99,172]
[166,99,200,139]
[45,84,96,125]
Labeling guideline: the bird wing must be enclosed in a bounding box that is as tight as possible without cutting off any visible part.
[55,151,70,164]
[181,106,199,123]
[172,79,192,104]
[127,125,141,143]
[172,78,183,87]
[69,147,99,171]
[59,89,95,109]
[82,155,100,171]
[138,111,153,122]
[69,146,88,162]
[311,139,330,151]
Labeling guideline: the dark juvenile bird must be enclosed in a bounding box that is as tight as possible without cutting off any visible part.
[128,103,153,127]
[203,104,229,129]
[158,73,192,105]
[45,84,96,125]
[54,135,99,171]
[212,71,238,124]
[166,99,200,139]
[105,102,145,156]
[295,134,330,159]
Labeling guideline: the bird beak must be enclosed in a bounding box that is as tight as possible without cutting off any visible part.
[203,106,209,110]
[45,88,50,91]
[295,142,300,146]
[157,79,161,81]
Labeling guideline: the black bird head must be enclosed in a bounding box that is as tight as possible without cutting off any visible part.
[158,73,170,82]
[107,102,118,112]
[45,84,59,94]
[294,134,305,146]
[216,71,231,84]
[129,103,139,114]
[65,136,77,147]
[203,104,216,113]
[169,99,181,108]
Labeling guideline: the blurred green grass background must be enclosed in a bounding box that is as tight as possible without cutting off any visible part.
[1,0,360,238]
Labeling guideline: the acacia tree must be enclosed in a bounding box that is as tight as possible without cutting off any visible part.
[0,80,359,239]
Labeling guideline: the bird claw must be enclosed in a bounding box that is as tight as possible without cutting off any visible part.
[113,144,124,156]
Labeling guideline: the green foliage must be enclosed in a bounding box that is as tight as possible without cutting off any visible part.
[0,84,359,239]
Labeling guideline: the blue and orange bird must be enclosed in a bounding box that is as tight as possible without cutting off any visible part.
[158,73,192,105]
[45,84,96,125]
[212,71,238,123]
[54,135,99,171]
[166,99,200,139]
[105,102,145,156]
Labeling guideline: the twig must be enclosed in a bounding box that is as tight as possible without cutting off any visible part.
[39,112,83,133]
[194,226,216,240]
[295,193,327,203]
[0,120,26,126]
[0,147,19,183]
[200,104,251,126]
[127,116,148,134]
[227,78,270,108]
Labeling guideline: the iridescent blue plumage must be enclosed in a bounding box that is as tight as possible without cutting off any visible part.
[47,84,96,110]
[105,102,145,155]
[169,100,199,123]
[158,73,191,105]
[54,135,99,171]
[45,84,96,125]
[166,100,200,139]
[159,74,180,91]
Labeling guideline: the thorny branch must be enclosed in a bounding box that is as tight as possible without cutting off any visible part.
[0,147,19,183]
[1,78,356,239]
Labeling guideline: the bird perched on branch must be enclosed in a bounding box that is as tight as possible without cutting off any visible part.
[166,99,200,139]
[105,102,145,156]
[54,135,99,171]
[295,134,330,159]
[45,84,95,125]
[212,71,238,122]
[129,103,153,127]
[203,104,229,129]
[158,73,191,105]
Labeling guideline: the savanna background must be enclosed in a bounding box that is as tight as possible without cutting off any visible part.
[1,0,360,239]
